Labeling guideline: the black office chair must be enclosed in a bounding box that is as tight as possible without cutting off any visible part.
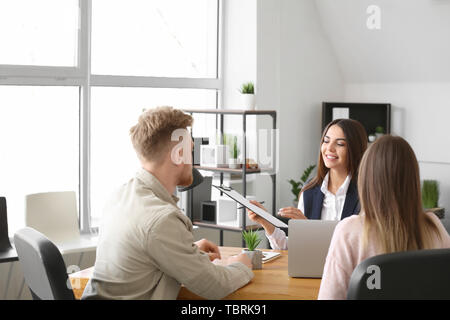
[0,197,18,263]
[347,248,450,300]
[14,227,75,300]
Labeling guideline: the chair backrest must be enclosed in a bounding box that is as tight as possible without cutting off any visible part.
[0,197,13,251]
[25,191,80,243]
[14,227,75,300]
[347,248,450,299]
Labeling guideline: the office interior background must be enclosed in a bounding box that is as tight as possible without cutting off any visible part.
[1,0,449,299]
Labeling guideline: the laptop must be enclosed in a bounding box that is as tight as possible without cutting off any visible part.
[288,219,339,278]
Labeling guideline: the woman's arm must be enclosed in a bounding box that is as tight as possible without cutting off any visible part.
[247,200,275,235]
[247,200,288,250]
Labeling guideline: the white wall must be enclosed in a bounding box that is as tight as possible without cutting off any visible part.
[256,0,345,209]
[315,0,450,83]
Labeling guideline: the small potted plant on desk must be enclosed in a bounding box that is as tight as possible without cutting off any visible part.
[242,229,262,270]
[422,180,445,219]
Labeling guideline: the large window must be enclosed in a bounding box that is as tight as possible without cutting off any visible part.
[0,0,221,235]
[0,0,79,66]
[92,0,218,78]
[0,86,79,234]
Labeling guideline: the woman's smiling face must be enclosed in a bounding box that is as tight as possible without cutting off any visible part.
[321,124,348,172]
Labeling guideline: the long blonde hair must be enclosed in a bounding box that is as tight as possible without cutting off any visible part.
[358,135,441,254]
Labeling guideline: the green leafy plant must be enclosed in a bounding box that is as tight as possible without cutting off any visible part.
[223,134,239,159]
[240,82,254,94]
[422,180,439,209]
[288,165,316,203]
[375,126,384,134]
[242,229,261,251]
[231,135,238,158]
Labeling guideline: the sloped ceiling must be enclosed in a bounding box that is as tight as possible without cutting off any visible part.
[315,0,450,83]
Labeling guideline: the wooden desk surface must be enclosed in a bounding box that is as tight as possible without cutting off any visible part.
[69,247,321,300]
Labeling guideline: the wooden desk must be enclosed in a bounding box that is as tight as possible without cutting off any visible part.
[69,247,321,300]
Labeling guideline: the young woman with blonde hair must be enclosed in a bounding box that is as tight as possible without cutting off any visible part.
[318,135,450,299]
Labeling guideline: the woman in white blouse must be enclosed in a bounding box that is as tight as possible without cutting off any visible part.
[248,119,368,249]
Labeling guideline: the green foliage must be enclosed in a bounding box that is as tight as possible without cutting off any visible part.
[232,135,238,158]
[223,134,239,159]
[375,126,384,134]
[240,82,254,94]
[422,180,439,209]
[242,229,261,251]
[288,164,316,202]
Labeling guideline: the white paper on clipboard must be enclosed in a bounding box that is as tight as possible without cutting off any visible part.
[213,185,288,228]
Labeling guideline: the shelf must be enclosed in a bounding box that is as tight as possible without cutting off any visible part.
[194,165,273,175]
[183,108,277,247]
[182,108,276,116]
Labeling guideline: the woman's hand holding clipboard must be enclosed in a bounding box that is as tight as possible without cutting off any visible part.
[213,185,288,229]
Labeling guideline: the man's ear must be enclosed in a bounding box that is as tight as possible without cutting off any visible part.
[170,128,191,165]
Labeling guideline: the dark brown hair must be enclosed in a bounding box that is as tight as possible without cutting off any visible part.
[302,118,368,193]
[358,135,441,253]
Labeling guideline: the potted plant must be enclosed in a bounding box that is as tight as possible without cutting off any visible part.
[422,180,445,219]
[375,126,384,139]
[288,164,316,207]
[240,81,256,110]
[224,134,241,169]
[242,229,262,269]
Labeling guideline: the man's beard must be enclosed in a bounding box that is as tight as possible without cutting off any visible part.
[178,167,193,187]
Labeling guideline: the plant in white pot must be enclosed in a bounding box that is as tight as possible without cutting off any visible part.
[375,126,384,139]
[240,82,256,110]
[242,229,262,270]
[225,134,240,169]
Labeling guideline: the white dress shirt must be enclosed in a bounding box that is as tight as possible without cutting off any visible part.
[267,173,351,250]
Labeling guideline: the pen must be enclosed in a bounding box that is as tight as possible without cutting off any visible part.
[237,201,264,210]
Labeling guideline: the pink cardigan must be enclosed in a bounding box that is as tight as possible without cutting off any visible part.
[318,211,450,300]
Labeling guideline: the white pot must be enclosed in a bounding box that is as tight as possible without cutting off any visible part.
[242,94,256,110]
[214,145,229,168]
[228,158,241,169]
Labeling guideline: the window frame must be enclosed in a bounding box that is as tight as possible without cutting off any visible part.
[0,0,223,234]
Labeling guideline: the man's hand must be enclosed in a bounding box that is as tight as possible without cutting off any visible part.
[227,253,253,270]
[195,238,221,261]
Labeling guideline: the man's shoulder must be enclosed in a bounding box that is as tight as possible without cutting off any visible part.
[136,193,191,233]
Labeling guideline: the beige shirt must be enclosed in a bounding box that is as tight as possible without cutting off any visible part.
[82,168,253,300]
[318,211,450,300]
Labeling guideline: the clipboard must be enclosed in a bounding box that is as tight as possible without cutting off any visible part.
[213,185,288,229]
